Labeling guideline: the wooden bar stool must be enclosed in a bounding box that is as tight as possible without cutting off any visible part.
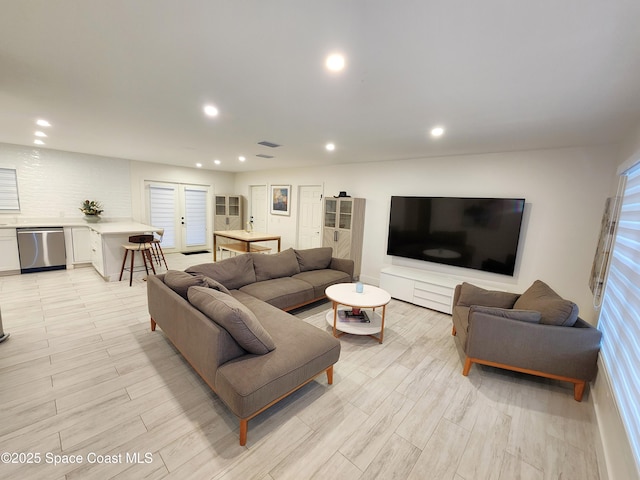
[119,234,156,286]
[150,229,168,269]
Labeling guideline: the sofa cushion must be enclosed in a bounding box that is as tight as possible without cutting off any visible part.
[252,248,301,282]
[513,280,579,327]
[164,270,209,299]
[470,305,541,323]
[186,254,257,290]
[188,286,276,355]
[217,290,341,418]
[239,277,314,310]
[457,282,520,309]
[294,247,333,272]
[292,269,351,298]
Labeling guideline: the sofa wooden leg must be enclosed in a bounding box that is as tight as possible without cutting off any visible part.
[452,325,457,336]
[462,357,473,376]
[239,419,248,446]
[574,381,586,402]
[326,365,334,385]
[150,318,156,332]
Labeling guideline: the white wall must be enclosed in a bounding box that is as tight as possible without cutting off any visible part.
[0,141,237,237]
[0,143,131,220]
[128,160,235,222]
[235,144,619,324]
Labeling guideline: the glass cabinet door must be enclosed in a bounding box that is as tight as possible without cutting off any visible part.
[228,196,240,217]
[215,196,227,216]
[324,199,337,228]
[339,199,352,229]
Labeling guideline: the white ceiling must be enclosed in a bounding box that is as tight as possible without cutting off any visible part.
[1,1,640,172]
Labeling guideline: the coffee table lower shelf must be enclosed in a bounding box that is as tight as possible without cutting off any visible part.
[325,308,384,342]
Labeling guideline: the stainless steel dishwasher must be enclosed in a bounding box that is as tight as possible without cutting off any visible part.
[16,227,67,273]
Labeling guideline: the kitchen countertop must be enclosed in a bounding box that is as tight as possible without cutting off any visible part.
[0,219,158,234]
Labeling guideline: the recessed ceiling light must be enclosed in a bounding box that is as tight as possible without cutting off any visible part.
[34,131,47,137]
[34,139,45,145]
[36,119,51,127]
[214,159,221,165]
[196,163,202,168]
[238,156,246,162]
[203,105,219,117]
[325,53,346,72]
[430,126,445,137]
[325,143,336,151]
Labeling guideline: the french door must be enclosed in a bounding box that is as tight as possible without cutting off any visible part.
[146,182,211,253]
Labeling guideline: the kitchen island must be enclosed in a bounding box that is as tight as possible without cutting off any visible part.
[88,222,161,281]
[0,220,160,281]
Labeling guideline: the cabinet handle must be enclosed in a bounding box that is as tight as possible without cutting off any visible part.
[334,231,338,242]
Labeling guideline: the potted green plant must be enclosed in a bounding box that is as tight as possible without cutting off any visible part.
[80,200,104,222]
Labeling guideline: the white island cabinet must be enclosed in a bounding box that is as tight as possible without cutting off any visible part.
[0,228,20,274]
[88,222,161,281]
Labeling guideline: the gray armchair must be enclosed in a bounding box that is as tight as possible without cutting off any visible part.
[451,281,602,401]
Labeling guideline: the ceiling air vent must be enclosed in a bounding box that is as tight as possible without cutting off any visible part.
[257,141,281,148]
[256,154,274,159]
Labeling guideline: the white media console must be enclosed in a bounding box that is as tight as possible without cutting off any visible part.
[379,265,511,314]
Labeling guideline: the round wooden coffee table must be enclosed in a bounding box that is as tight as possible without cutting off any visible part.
[325,283,391,343]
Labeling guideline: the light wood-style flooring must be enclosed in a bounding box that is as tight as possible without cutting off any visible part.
[0,253,600,479]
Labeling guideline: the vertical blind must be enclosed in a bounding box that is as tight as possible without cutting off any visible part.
[0,168,20,211]
[599,161,640,473]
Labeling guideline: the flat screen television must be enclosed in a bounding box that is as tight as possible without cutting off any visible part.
[387,196,526,276]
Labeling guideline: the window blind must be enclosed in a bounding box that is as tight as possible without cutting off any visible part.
[599,161,640,473]
[149,184,176,248]
[184,188,207,247]
[0,168,20,211]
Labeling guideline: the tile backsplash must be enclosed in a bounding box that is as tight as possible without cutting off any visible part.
[0,143,132,219]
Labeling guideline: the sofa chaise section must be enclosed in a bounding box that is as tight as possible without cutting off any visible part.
[147,248,346,445]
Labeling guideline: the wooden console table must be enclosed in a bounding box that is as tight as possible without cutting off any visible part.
[213,230,281,261]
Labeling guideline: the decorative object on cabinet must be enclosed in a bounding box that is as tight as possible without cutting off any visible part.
[322,196,365,279]
[80,199,103,222]
[270,185,290,215]
[214,195,243,231]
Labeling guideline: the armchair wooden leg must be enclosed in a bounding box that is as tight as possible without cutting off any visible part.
[239,419,248,446]
[326,365,334,385]
[574,381,586,402]
[150,318,156,332]
[462,357,473,376]
[452,325,457,336]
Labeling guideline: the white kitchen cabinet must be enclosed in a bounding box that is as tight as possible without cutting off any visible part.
[89,229,105,276]
[71,227,91,263]
[322,197,366,278]
[214,195,243,231]
[0,229,20,273]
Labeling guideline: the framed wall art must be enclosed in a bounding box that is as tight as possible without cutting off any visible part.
[270,185,290,215]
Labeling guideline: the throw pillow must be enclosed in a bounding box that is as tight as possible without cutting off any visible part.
[513,280,579,327]
[470,305,541,323]
[457,282,520,309]
[186,254,257,290]
[164,270,207,299]
[202,277,231,295]
[188,287,276,355]
[252,248,301,282]
[294,247,333,272]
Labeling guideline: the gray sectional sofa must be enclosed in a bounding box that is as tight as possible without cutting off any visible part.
[147,247,353,445]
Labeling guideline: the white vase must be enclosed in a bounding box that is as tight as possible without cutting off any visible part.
[84,215,100,223]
